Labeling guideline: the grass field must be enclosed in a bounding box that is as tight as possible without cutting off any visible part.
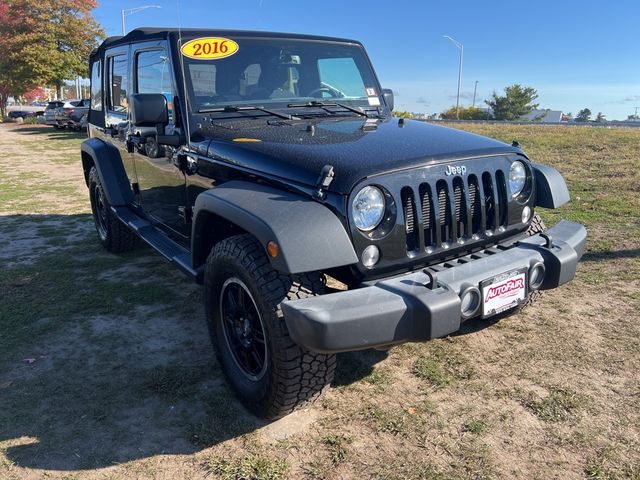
[0,123,638,480]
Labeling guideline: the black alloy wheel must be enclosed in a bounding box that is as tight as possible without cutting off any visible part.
[219,277,268,381]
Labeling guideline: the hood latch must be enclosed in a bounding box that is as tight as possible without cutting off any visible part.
[313,165,335,201]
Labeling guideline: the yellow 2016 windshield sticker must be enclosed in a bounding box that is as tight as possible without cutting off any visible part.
[180,37,239,60]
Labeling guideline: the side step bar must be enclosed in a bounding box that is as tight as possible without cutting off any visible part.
[111,206,203,283]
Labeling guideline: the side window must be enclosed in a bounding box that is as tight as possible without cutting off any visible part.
[108,54,129,113]
[90,60,102,110]
[317,57,366,99]
[136,50,173,116]
[136,50,172,94]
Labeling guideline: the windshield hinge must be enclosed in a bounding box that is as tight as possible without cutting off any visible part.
[313,165,335,201]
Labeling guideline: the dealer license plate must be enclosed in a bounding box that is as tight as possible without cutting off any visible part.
[481,268,527,318]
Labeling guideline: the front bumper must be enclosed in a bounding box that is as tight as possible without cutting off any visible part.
[282,220,587,353]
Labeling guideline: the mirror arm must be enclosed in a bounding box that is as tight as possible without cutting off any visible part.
[157,133,183,147]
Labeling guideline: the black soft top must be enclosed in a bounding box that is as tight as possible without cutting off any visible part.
[91,28,362,60]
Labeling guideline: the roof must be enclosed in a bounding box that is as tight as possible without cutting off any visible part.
[92,27,362,57]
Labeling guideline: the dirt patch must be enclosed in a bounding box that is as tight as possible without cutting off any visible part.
[1,123,639,479]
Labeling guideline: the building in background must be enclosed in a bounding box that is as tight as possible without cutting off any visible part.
[521,109,563,123]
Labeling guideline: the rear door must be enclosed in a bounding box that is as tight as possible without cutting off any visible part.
[131,40,188,238]
[102,45,138,196]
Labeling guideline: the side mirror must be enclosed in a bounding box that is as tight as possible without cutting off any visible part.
[130,93,168,130]
[382,88,394,112]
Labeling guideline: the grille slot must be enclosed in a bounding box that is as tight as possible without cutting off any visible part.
[419,183,435,248]
[401,187,419,253]
[496,170,508,228]
[469,175,482,234]
[452,177,467,240]
[398,168,510,255]
[482,172,496,231]
[436,180,452,244]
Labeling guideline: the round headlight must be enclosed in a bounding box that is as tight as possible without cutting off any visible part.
[509,161,527,198]
[352,186,385,231]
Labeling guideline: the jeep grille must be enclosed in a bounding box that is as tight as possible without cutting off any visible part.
[401,170,509,255]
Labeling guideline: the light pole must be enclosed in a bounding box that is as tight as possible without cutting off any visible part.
[121,5,162,36]
[443,35,463,119]
[472,80,479,108]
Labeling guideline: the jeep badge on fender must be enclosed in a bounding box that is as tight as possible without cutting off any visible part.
[81,28,586,419]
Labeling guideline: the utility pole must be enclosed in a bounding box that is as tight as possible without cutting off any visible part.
[443,36,463,119]
[121,5,162,35]
[472,80,479,108]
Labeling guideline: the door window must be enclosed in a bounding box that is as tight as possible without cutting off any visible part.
[90,60,102,110]
[136,49,174,116]
[108,55,129,113]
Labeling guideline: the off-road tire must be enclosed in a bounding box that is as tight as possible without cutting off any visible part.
[88,166,137,253]
[520,213,546,309]
[204,234,336,419]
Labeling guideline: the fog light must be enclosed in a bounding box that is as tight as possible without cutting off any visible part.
[529,262,545,290]
[361,245,380,268]
[460,287,481,319]
[522,206,532,224]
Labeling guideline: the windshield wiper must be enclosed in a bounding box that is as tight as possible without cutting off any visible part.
[287,100,369,118]
[198,105,299,120]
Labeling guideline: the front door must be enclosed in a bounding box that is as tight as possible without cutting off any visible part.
[131,41,188,238]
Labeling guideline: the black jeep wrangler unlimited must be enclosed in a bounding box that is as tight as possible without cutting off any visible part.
[81,28,586,418]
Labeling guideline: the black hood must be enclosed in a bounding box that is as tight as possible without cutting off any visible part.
[202,116,520,194]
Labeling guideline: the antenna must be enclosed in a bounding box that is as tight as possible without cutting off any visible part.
[176,0,192,149]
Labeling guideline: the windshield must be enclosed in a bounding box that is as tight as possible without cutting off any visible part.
[180,37,382,114]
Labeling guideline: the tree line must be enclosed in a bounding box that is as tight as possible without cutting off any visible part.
[394,84,611,123]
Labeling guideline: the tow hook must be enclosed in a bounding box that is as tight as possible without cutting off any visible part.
[423,269,439,290]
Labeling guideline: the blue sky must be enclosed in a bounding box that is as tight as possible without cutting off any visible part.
[94,0,640,120]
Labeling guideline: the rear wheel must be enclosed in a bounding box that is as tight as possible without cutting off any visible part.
[204,234,335,419]
[88,167,137,253]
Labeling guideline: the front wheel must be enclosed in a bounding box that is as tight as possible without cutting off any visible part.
[204,234,336,419]
[520,213,546,310]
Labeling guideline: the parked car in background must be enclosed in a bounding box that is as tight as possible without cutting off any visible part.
[79,113,88,132]
[43,101,64,126]
[54,99,90,130]
[7,110,40,120]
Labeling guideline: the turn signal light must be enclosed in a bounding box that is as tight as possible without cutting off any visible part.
[267,241,279,258]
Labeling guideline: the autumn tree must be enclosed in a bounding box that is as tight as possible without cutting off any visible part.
[23,86,47,103]
[485,84,539,120]
[0,0,104,118]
